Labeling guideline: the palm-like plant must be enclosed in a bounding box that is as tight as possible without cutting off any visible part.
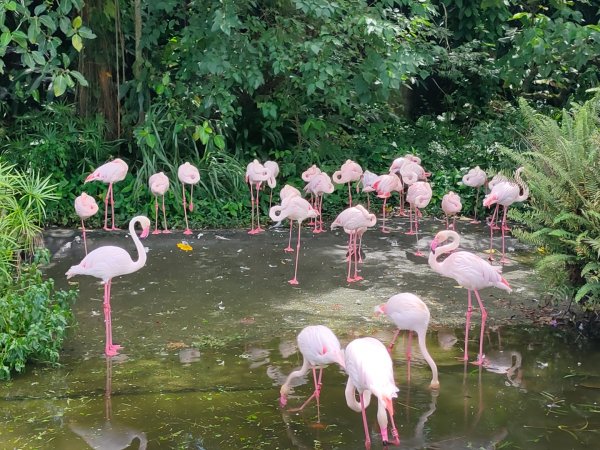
[502,96,600,308]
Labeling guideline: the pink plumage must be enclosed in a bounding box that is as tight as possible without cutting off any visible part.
[149,172,171,234]
[74,192,99,255]
[85,158,128,231]
[441,191,462,230]
[304,172,334,233]
[245,159,270,235]
[333,160,363,207]
[462,166,487,223]
[177,162,200,235]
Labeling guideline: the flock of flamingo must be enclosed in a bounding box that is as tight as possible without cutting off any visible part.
[66,154,528,448]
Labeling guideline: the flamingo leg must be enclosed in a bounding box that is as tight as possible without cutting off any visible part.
[414,207,423,256]
[152,194,160,234]
[358,231,364,263]
[248,182,255,234]
[381,197,389,233]
[388,329,401,352]
[405,205,415,235]
[487,204,499,260]
[291,367,324,413]
[110,182,119,230]
[182,183,192,235]
[399,189,406,216]
[353,231,362,281]
[103,183,111,231]
[284,221,294,252]
[463,290,473,361]
[254,183,264,233]
[346,232,354,282]
[472,289,487,366]
[471,187,481,223]
[406,331,413,361]
[103,280,121,357]
[318,195,324,232]
[348,182,352,207]
[161,194,171,233]
[81,219,88,255]
[288,222,301,285]
[360,393,371,450]
[500,206,509,264]
[445,216,449,230]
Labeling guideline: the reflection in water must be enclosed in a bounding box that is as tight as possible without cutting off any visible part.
[178,347,201,365]
[437,327,458,350]
[399,390,438,449]
[69,357,147,450]
[484,350,525,389]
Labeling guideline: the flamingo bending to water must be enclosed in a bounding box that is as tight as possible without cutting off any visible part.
[374,293,439,389]
[66,216,150,357]
[148,172,170,234]
[85,158,128,231]
[178,162,200,235]
[345,337,400,449]
[74,192,99,255]
[428,230,512,365]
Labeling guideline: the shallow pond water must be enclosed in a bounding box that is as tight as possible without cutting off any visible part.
[2,218,599,449]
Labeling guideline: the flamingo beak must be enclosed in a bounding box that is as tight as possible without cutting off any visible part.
[84,173,96,183]
[430,239,438,251]
[140,226,150,239]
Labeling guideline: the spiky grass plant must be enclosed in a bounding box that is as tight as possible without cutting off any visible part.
[501,96,600,309]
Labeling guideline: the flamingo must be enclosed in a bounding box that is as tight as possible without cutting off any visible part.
[428,230,512,365]
[331,205,377,282]
[483,167,529,264]
[245,159,270,235]
[390,155,421,215]
[344,337,400,449]
[406,181,432,256]
[303,172,334,233]
[74,192,99,255]
[441,191,462,231]
[374,293,440,389]
[277,185,302,252]
[360,170,381,211]
[333,159,363,207]
[177,162,200,235]
[269,196,318,285]
[148,172,170,234]
[279,325,345,417]
[264,160,280,209]
[85,158,128,231]
[372,174,402,233]
[66,215,150,357]
[462,166,487,223]
[301,164,322,228]
[399,161,430,186]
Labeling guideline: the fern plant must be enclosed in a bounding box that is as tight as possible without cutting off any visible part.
[501,96,600,309]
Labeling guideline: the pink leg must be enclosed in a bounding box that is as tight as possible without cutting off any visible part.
[318,195,325,232]
[381,197,389,233]
[290,367,323,413]
[472,290,487,365]
[269,188,273,210]
[360,394,371,450]
[463,290,473,361]
[81,219,88,255]
[346,233,354,282]
[182,183,192,235]
[152,194,160,234]
[103,280,121,357]
[414,208,423,256]
[284,221,294,252]
[385,406,400,446]
[453,216,457,232]
[288,222,301,285]
[388,329,400,352]
[103,184,111,231]
[470,187,481,223]
[487,205,498,261]
[366,192,371,211]
[248,182,255,234]
[358,233,364,263]
[254,183,264,233]
[406,331,413,361]
[399,189,406,216]
[348,182,352,207]
[353,231,362,281]
[445,216,449,230]
[161,195,171,233]
[500,206,509,264]
[110,182,119,230]
[405,205,415,235]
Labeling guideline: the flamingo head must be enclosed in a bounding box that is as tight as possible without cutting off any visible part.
[373,303,386,317]
[430,237,439,252]
[138,216,151,238]
[334,348,346,369]
[483,193,498,208]
[84,171,100,183]
[307,205,319,219]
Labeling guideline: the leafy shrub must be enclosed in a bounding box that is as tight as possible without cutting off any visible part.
[503,95,600,309]
[0,264,77,380]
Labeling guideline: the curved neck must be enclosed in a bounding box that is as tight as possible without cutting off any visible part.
[514,167,529,201]
[417,332,439,388]
[129,217,147,270]
[428,233,459,271]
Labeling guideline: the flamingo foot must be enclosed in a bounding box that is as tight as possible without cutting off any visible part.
[500,257,510,265]
[312,228,323,234]
[354,275,364,281]
[103,226,111,231]
[288,278,299,285]
[365,438,372,450]
[470,219,481,224]
[470,355,486,366]
[105,344,122,357]
[502,226,511,232]
[492,225,501,231]
[347,277,356,283]
[253,227,265,234]
[247,228,257,235]
[152,229,161,235]
[284,247,294,253]
[405,231,416,235]
[183,228,193,235]
[162,229,172,234]
[110,226,121,231]
[414,250,424,257]
[381,227,390,233]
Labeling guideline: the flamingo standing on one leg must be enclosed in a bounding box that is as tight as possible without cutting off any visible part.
[280,325,345,418]
[372,174,402,233]
[177,162,200,235]
[374,293,440,389]
[302,164,322,228]
[304,172,334,233]
[74,192,99,255]
[360,170,381,212]
[483,167,529,264]
[264,160,280,210]
[344,337,400,449]
[85,158,128,231]
[333,159,363,207]
[441,191,462,231]
[390,154,423,216]
[246,159,270,235]
[148,172,171,234]
[66,215,150,357]
[277,184,302,252]
[428,230,512,365]
[331,205,377,282]
[269,196,318,285]
[462,166,487,223]
[406,181,432,256]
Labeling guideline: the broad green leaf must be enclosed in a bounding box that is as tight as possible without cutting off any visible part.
[69,70,88,87]
[31,50,45,65]
[72,16,82,30]
[22,52,34,68]
[53,74,67,97]
[213,135,225,150]
[145,133,157,148]
[0,31,10,47]
[11,30,27,48]
[72,34,82,52]
[5,1,17,12]
[39,15,56,33]
[77,27,96,39]
[34,4,47,15]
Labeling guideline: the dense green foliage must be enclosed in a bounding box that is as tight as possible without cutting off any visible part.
[0,264,77,380]
[505,96,600,309]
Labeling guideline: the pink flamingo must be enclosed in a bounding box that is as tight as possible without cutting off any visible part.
[428,230,512,365]
[264,160,280,209]
[245,159,270,235]
[280,325,345,417]
[66,215,150,357]
[333,159,363,207]
[462,166,487,223]
[74,192,99,255]
[85,158,128,231]
[406,181,432,256]
[148,172,170,234]
[344,337,400,449]
[390,154,421,216]
[301,164,322,228]
[360,170,381,211]
[441,191,462,231]
[374,293,439,389]
[269,196,318,285]
[303,172,334,233]
[372,174,402,233]
[331,205,377,282]
[177,162,200,235]
[483,167,528,264]
[278,185,302,252]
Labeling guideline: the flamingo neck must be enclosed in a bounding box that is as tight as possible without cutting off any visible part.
[428,233,460,271]
[129,217,147,270]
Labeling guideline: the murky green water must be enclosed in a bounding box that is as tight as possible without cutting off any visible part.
[2,220,599,449]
